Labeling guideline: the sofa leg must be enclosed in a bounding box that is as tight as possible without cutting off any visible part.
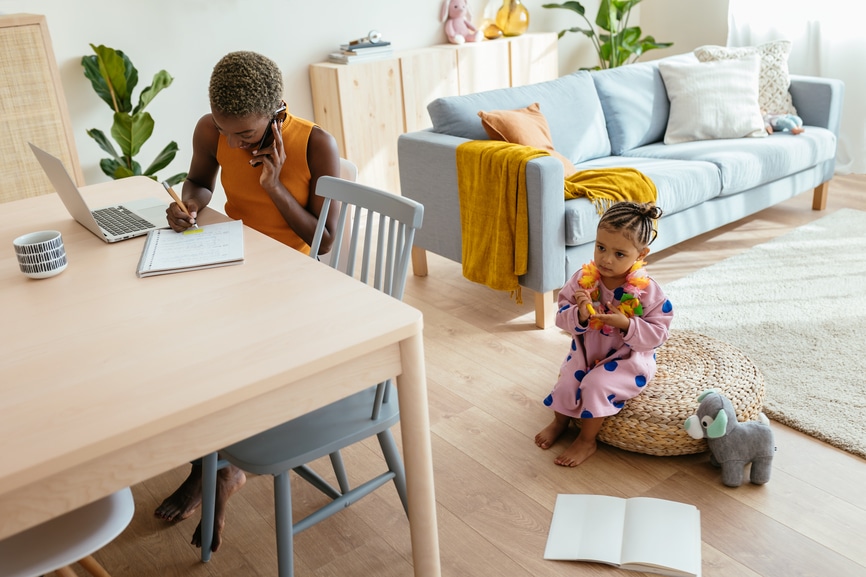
[534,290,557,329]
[812,181,829,210]
[412,246,428,277]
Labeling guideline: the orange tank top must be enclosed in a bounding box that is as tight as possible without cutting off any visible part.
[218,114,315,253]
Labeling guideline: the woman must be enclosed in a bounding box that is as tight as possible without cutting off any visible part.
[166,50,341,255]
[157,50,342,553]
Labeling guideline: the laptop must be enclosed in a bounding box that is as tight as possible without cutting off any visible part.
[29,142,169,243]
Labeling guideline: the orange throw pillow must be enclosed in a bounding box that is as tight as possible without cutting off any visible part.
[478,102,577,177]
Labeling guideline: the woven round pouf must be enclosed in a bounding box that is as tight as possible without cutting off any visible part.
[595,330,766,456]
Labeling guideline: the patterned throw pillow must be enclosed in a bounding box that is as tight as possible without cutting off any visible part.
[694,40,797,116]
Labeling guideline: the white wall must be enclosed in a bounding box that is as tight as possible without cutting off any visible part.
[0,0,728,189]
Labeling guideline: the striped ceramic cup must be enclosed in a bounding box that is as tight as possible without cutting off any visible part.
[13,230,68,279]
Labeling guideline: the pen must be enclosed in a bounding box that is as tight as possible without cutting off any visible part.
[162,181,198,228]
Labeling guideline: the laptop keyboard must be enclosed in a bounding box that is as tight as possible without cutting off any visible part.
[92,206,154,236]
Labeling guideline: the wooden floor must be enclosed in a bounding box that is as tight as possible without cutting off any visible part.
[90,177,866,576]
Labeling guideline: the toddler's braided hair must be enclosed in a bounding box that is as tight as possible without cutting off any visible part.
[598,201,663,248]
[209,51,283,118]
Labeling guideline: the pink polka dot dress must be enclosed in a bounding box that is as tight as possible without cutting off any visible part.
[543,263,674,419]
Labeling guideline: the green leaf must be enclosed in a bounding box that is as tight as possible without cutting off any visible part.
[111,162,139,179]
[543,1,587,16]
[142,141,180,176]
[163,172,188,186]
[98,158,122,179]
[134,70,174,115]
[110,111,154,159]
[85,128,120,158]
[86,44,137,113]
[81,56,116,111]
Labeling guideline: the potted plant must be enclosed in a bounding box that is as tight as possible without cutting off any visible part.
[542,0,673,70]
[81,44,187,185]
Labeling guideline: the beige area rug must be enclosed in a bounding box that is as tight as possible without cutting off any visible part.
[660,208,866,459]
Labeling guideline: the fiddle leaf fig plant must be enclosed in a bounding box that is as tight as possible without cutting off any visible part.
[542,0,673,70]
[81,44,187,185]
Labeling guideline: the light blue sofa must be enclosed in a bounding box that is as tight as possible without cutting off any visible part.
[397,54,844,328]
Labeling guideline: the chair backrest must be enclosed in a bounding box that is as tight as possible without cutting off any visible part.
[310,176,423,301]
[0,14,84,203]
[339,157,358,182]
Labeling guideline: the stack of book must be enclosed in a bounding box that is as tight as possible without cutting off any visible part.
[328,40,393,64]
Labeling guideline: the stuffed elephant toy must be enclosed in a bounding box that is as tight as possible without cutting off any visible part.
[684,390,775,487]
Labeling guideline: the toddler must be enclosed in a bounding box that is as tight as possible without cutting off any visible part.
[535,202,673,466]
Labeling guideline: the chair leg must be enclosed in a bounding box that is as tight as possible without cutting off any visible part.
[54,567,78,577]
[378,429,408,515]
[329,450,351,494]
[78,555,112,577]
[200,452,219,563]
[273,471,294,577]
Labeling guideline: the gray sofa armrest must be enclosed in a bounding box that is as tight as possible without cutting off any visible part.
[398,130,568,295]
[789,75,845,136]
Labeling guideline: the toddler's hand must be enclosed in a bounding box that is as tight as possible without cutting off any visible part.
[593,301,630,331]
[573,290,595,324]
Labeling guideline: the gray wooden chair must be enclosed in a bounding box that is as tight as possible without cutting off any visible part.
[199,175,424,576]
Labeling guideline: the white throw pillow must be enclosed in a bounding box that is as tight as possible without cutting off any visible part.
[659,55,766,145]
[694,41,797,115]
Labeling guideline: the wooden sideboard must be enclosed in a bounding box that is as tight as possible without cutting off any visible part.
[310,33,558,193]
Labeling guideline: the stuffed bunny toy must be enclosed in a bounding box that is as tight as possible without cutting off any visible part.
[684,390,775,487]
[440,0,483,44]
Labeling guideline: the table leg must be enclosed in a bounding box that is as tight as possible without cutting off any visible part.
[396,331,441,577]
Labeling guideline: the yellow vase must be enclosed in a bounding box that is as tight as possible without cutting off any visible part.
[495,0,529,37]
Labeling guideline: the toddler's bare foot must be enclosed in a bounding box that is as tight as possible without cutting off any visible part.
[155,463,202,522]
[554,437,597,467]
[535,415,570,449]
[792,126,804,134]
[192,465,247,553]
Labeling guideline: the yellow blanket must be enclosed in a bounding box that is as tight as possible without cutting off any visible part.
[457,141,548,302]
[564,167,657,214]
[456,142,658,301]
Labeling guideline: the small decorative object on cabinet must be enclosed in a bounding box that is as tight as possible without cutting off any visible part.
[440,0,483,44]
[496,0,529,37]
[480,0,504,39]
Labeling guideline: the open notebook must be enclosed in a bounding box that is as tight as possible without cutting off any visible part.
[136,220,245,277]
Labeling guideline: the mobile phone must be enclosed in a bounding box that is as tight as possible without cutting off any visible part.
[251,104,288,167]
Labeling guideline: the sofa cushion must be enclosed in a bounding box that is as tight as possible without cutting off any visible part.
[659,55,766,144]
[563,157,722,246]
[624,126,837,195]
[428,71,611,164]
[591,60,671,155]
[694,41,797,116]
[478,103,578,176]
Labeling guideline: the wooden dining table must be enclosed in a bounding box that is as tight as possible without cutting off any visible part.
[0,176,441,575]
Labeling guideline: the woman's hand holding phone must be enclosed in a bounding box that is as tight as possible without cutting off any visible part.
[250,104,287,168]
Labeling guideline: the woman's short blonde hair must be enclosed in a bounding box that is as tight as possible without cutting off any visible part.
[208,51,283,118]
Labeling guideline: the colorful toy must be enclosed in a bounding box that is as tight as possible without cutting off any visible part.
[684,390,775,487]
[440,0,483,44]
[764,113,804,134]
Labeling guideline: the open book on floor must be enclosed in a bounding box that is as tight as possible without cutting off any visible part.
[544,494,702,577]
[136,220,244,277]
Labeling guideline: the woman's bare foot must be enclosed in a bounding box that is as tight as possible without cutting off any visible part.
[192,464,247,552]
[155,462,203,522]
[554,437,597,467]
[535,413,571,449]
